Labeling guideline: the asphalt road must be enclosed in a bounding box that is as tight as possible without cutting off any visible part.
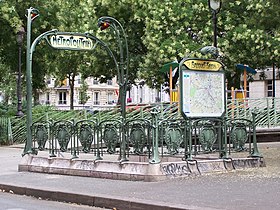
[0,142,279,210]
[0,192,108,210]
[141,142,280,210]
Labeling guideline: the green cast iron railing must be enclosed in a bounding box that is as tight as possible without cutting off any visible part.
[29,110,260,162]
[0,117,13,145]
[227,97,280,127]
[3,97,279,163]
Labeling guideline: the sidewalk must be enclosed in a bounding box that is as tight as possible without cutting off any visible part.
[0,143,280,210]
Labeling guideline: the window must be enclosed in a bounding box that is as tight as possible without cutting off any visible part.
[46,92,50,104]
[267,80,273,97]
[93,79,98,85]
[246,82,249,98]
[93,92,100,105]
[107,80,113,85]
[58,92,67,104]
[107,92,113,104]
[78,92,82,104]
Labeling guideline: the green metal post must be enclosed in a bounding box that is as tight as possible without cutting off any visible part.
[24,7,39,155]
[98,17,129,162]
[250,111,262,157]
[96,121,102,160]
[222,117,229,158]
[150,107,160,163]
[116,27,127,162]
[188,119,193,160]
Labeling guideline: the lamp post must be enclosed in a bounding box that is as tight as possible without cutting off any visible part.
[208,0,222,48]
[16,26,25,117]
[98,16,129,162]
[24,7,39,154]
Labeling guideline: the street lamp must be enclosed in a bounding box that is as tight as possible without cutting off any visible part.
[24,7,39,154]
[208,0,222,48]
[16,26,25,117]
[98,16,129,162]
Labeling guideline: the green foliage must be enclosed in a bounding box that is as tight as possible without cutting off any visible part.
[0,102,17,117]
[133,0,280,89]
[0,0,279,100]
[79,79,90,105]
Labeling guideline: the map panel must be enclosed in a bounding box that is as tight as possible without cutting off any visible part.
[181,70,225,117]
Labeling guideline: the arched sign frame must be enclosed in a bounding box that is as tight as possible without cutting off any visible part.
[25,29,119,154]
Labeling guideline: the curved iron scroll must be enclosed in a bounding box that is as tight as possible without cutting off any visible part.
[165,123,183,155]
[53,121,73,152]
[78,124,94,153]
[33,123,48,151]
[198,123,217,152]
[103,123,119,154]
[130,123,146,154]
[230,122,248,151]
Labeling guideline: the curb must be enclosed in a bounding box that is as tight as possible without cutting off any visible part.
[0,183,192,210]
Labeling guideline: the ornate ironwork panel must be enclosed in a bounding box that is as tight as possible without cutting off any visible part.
[102,122,119,154]
[198,123,217,152]
[165,123,183,155]
[53,121,73,152]
[128,121,149,155]
[193,119,223,153]
[158,119,186,156]
[77,123,94,153]
[229,121,249,151]
[32,123,49,151]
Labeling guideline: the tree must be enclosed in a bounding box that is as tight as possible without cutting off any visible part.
[131,0,280,90]
[79,78,90,107]
[1,0,279,107]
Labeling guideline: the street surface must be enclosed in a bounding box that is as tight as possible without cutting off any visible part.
[0,142,279,210]
[0,192,107,210]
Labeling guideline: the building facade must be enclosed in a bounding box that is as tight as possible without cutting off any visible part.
[243,67,280,98]
[38,67,279,110]
[39,76,119,110]
[38,76,170,110]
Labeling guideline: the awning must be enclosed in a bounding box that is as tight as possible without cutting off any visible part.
[160,61,179,73]
[236,64,257,74]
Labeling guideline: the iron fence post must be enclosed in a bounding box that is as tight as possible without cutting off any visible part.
[222,117,228,158]
[150,107,160,163]
[250,111,262,157]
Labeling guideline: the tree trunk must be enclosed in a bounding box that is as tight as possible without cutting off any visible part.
[33,89,40,105]
[69,74,75,110]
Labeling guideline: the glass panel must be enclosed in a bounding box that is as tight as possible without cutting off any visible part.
[59,92,67,104]
[108,92,113,104]
[94,92,99,105]
[107,80,113,85]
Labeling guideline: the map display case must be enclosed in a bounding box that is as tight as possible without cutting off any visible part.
[179,58,225,118]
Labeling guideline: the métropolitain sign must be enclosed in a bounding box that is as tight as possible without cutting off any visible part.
[48,33,96,50]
